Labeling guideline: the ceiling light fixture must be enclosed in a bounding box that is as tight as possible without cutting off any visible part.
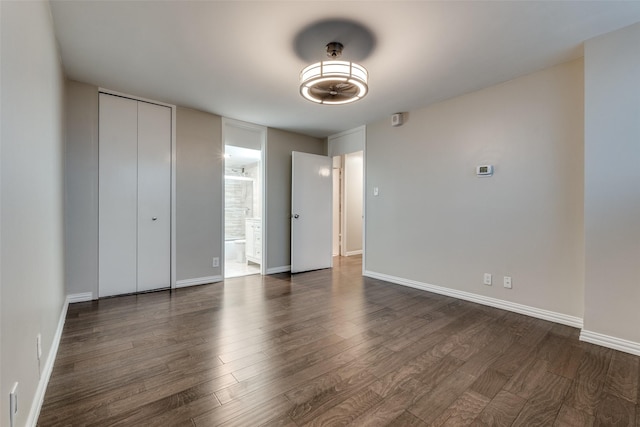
[299,42,368,105]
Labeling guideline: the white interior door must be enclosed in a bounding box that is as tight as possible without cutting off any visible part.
[99,94,138,297]
[291,151,333,273]
[137,102,171,292]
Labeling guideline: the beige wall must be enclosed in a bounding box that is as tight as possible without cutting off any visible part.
[1,1,67,425]
[65,81,99,295]
[365,59,585,319]
[176,107,223,281]
[266,128,326,271]
[583,22,640,344]
[65,93,326,285]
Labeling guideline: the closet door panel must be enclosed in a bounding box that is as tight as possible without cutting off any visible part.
[98,94,138,297]
[137,101,171,292]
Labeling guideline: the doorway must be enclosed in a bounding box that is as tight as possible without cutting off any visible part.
[332,151,364,257]
[223,119,266,278]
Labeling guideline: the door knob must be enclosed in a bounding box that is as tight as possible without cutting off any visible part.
[152,217,158,221]
[293,214,299,219]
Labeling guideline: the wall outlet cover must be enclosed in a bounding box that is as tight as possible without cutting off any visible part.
[483,273,492,286]
[504,276,512,289]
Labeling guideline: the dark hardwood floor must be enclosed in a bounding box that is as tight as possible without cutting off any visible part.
[39,256,639,426]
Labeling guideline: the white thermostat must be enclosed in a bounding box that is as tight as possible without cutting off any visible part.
[476,165,494,177]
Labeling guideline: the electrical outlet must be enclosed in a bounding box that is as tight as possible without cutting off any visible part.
[504,276,512,289]
[212,257,220,268]
[37,333,42,360]
[483,273,492,286]
[10,382,18,427]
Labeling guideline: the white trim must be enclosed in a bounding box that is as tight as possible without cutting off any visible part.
[68,292,93,303]
[580,330,640,356]
[26,296,70,427]
[175,275,223,288]
[261,126,267,276]
[345,250,363,256]
[266,265,291,274]
[362,126,367,275]
[363,270,583,328]
[338,154,344,256]
[171,104,177,289]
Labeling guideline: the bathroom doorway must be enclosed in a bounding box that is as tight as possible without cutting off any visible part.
[223,119,265,278]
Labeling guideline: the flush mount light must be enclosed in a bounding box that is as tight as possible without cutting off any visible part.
[299,42,368,105]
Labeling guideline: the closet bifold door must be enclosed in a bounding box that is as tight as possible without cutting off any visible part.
[98,94,138,297]
[98,94,171,298]
[137,101,171,292]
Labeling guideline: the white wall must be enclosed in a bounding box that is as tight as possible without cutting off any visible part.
[365,59,585,321]
[583,22,640,346]
[1,1,67,425]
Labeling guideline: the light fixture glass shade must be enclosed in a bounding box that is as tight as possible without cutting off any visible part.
[300,60,368,105]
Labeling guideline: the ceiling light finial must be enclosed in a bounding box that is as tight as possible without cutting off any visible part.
[299,42,368,105]
[326,42,343,58]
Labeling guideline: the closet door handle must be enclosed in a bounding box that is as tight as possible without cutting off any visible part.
[152,217,158,221]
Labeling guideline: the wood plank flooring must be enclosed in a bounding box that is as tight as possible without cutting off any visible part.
[39,256,640,426]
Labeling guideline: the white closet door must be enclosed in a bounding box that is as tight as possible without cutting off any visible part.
[99,94,138,297]
[137,101,171,292]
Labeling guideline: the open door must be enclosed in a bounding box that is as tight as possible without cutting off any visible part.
[291,151,333,273]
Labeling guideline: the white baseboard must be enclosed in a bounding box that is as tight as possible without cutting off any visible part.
[345,250,363,256]
[363,270,583,329]
[68,292,93,303]
[266,265,291,274]
[26,295,70,426]
[175,275,223,288]
[580,330,640,356]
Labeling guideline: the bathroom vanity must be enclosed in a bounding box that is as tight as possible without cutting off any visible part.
[245,218,262,266]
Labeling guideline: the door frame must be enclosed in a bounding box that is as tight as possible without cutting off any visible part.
[327,126,366,271]
[341,151,364,257]
[98,88,177,291]
[221,117,267,277]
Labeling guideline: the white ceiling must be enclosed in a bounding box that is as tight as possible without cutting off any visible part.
[50,1,640,138]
